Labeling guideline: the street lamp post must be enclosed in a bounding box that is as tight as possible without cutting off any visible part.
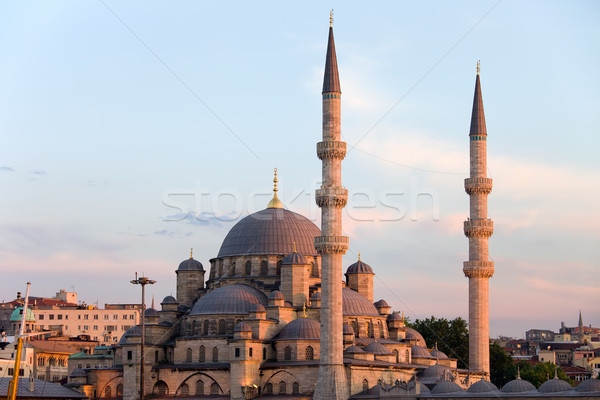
[130,273,156,400]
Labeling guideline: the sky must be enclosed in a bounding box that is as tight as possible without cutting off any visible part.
[1,1,598,339]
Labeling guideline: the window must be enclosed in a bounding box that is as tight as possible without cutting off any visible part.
[218,319,226,334]
[129,314,135,320]
[284,346,292,361]
[393,349,399,363]
[279,381,286,395]
[58,314,63,320]
[263,348,267,360]
[39,315,44,320]
[265,383,273,394]
[212,347,218,362]
[65,315,69,320]
[260,260,268,276]
[127,351,132,360]
[104,315,109,320]
[93,325,98,330]
[199,346,205,362]
[155,350,159,363]
[113,315,118,320]
[363,379,369,391]
[195,380,204,395]
[235,348,240,358]
[210,383,220,395]
[245,261,252,276]
[84,315,89,320]
[351,320,359,336]
[311,261,319,277]
[276,260,282,275]
[186,348,192,363]
[78,363,82,368]
[83,325,89,330]
[116,384,123,397]
[78,315,81,320]
[154,381,168,396]
[93,314,98,320]
[104,386,112,398]
[367,322,374,338]
[38,358,45,366]
[292,382,300,394]
[379,321,384,338]
[122,315,127,320]
[249,348,253,357]
[179,383,189,396]
[49,315,55,320]
[231,262,236,276]
[305,346,314,360]
[203,320,209,335]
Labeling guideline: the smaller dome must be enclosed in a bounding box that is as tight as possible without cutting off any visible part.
[269,290,285,300]
[249,304,265,313]
[419,364,454,383]
[177,257,204,272]
[161,296,177,304]
[310,291,321,301]
[374,299,389,308]
[363,342,392,355]
[144,308,158,317]
[411,345,433,358]
[467,380,499,393]
[177,304,189,313]
[282,251,308,265]
[431,380,463,394]
[10,307,35,322]
[538,377,572,393]
[404,327,427,347]
[346,259,374,275]
[343,324,354,335]
[277,318,320,340]
[387,313,403,322]
[344,345,364,354]
[407,381,430,394]
[119,325,142,344]
[575,378,600,392]
[234,321,252,332]
[501,377,536,393]
[430,348,448,359]
[70,368,87,378]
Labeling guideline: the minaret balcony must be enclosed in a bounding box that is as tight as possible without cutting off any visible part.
[463,261,494,278]
[317,141,347,160]
[463,219,494,238]
[314,235,349,254]
[464,177,493,195]
[315,187,348,208]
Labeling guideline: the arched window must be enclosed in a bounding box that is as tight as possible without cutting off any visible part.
[231,262,236,276]
[405,349,410,363]
[154,381,169,396]
[199,345,205,362]
[104,386,112,398]
[276,260,283,276]
[245,261,252,276]
[265,383,273,394]
[212,347,219,362]
[186,348,192,363]
[351,320,359,336]
[379,321,384,338]
[191,320,196,335]
[178,383,189,396]
[263,348,267,360]
[210,383,220,395]
[279,381,287,394]
[218,319,226,334]
[116,384,123,397]
[284,346,292,361]
[363,379,369,392]
[203,320,209,335]
[260,260,268,276]
[155,350,159,363]
[305,346,314,360]
[292,382,300,394]
[367,321,374,338]
[393,349,399,363]
[195,380,204,396]
[311,261,319,277]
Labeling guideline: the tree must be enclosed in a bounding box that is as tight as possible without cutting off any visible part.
[489,342,516,387]
[406,316,469,369]
[516,361,573,388]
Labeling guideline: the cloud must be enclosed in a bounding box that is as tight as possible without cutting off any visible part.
[29,170,47,176]
[161,211,238,227]
[0,166,14,172]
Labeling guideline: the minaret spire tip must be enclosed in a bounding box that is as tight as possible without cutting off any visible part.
[358,251,361,262]
[477,60,480,75]
[330,9,334,27]
[190,248,193,259]
[267,168,284,209]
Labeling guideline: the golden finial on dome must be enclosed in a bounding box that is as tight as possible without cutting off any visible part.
[358,251,361,262]
[477,60,480,75]
[293,241,297,253]
[303,302,307,318]
[267,168,284,209]
[190,248,193,259]
[402,311,405,322]
[330,9,334,27]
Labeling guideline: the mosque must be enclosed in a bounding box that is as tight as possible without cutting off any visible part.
[67,18,600,400]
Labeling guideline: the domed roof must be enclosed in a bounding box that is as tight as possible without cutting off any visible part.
[70,368,87,378]
[363,342,392,355]
[217,208,321,258]
[407,381,430,394]
[387,313,403,322]
[346,259,374,275]
[411,345,433,358]
[269,290,285,300]
[10,307,35,322]
[190,284,268,315]
[342,287,379,316]
[431,344,448,359]
[177,304,189,313]
[538,377,572,393]
[343,324,354,335]
[467,380,499,393]
[119,325,142,344]
[431,380,463,394]
[575,378,600,392]
[277,318,320,340]
[282,250,309,265]
[311,291,321,301]
[344,345,364,354]
[144,308,158,317]
[419,364,454,384]
[404,327,427,347]
[501,377,536,393]
[234,321,252,332]
[177,257,204,272]
[161,296,177,304]
[249,304,265,313]
[374,299,389,308]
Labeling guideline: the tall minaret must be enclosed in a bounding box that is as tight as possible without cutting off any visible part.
[313,12,349,400]
[463,62,494,376]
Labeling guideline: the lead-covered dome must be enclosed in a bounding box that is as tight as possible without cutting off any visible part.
[277,318,320,340]
[501,377,536,393]
[217,208,321,258]
[10,307,35,322]
[404,327,427,347]
[190,284,268,315]
[342,287,380,316]
[177,257,204,272]
[538,377,572,393]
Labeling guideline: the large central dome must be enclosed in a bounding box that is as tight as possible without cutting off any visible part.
[217,208,321,258]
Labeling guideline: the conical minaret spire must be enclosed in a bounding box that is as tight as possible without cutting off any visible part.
[313,13,350,400]
[463,62,494,376]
